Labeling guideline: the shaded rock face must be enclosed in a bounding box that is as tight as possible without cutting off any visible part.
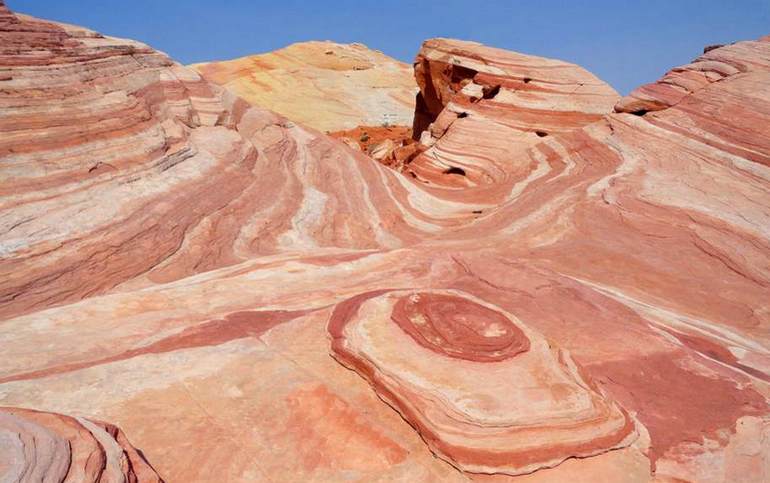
[191,41,417,133]
[0,407,163,482]
[1,4,770,482]
[328,125,418,171]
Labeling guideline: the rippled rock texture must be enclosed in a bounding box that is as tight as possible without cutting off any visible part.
[0,6,431,322]
[1,2,769,481]
[191,41,416,132]
[407,38,620,187]
[0,407,163,482]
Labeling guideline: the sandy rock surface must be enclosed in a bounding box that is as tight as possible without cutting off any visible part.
[192,40,416,133]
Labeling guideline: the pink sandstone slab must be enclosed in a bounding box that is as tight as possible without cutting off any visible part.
[327,289,637,475]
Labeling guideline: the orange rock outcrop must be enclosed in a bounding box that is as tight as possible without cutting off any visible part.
[191,41,416,133]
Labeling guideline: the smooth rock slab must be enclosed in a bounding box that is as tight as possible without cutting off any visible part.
[327,289,638,475]
[192,41,416,132]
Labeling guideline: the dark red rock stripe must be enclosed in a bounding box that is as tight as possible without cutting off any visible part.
[0,309,307,384]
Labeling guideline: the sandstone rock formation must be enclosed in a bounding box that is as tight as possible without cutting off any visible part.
[191,41,416,133]
[406,38,620,187]
[1,2,769,482]
[0,406,163,482]
[328,289,637,475]
[0,5,432,322]
[328,125,417,170]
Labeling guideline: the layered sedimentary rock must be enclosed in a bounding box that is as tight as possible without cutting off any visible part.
[0,7,436,321]
[328,289,637,475]
[0,407,163,482]
[615,40,762,115]
[1,2,769,482]
[406,38,620,187]
[191,41,416,132]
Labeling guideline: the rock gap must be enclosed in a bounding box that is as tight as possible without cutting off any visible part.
[443,166,466,176]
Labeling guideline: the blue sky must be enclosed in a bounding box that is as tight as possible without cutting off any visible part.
[7,0,770,94]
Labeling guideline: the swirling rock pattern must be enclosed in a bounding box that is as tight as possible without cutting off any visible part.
[390,291,530,362]
[1,2,769,481]
[0,407,163,482]
[328,289,637,475]
[407,38,620,187]
[0,5,441,321]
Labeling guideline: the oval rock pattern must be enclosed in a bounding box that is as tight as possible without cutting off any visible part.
[327,289,638,475]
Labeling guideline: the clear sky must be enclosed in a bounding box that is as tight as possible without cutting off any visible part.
[7,0,770,94]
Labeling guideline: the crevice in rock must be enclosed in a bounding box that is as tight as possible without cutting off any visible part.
[443,166,466,176]
[413,60,479,140]
[482,84,501,99]
[450,64,479,86]
[412,91,433,140]
[703,43,725,54]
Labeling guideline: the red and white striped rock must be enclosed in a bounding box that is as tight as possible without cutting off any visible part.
[0,4,434,320]
[0,407,163,482]
[407,38,620,187]
[1,2,769,481]
[615,39,768,116]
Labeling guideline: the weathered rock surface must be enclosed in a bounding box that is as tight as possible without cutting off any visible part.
[1,3,769,482]
[407,38,620,187]
[328,289,637,475]
[191,41,416,132]
[0,406,163,482]
[328,125,417,170]
[0,7,435,321]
